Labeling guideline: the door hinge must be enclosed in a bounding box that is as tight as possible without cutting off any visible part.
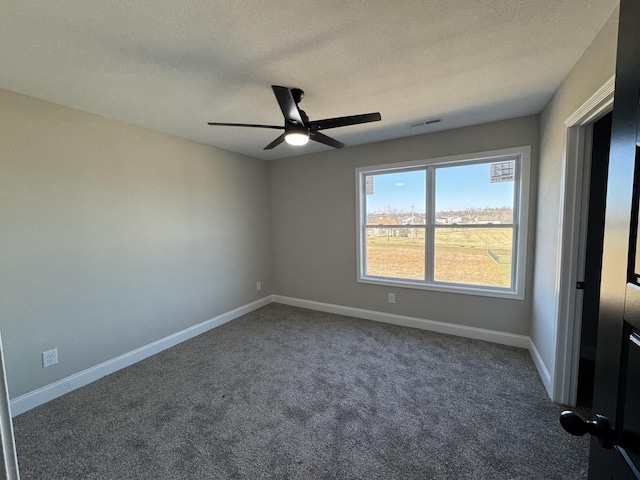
[576,281,585,290]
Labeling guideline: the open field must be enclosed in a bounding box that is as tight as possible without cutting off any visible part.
[366,227,512,287]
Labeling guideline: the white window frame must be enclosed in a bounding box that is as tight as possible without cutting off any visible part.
[356,146,530,300]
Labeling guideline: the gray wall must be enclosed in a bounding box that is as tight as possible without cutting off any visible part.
[269,116,539,336]
[532,8,619,379]
[0,89,272,398]
[1,5,619,401]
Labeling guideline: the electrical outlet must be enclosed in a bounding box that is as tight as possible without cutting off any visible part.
[256,281,262,291]
[388,293,396,304]
[42,348,58,368]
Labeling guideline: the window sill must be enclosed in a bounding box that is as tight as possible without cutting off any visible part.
[357,276,525,300]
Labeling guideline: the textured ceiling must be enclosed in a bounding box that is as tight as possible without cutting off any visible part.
[0,1,618,160]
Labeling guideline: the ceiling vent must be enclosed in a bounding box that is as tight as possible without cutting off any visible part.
[407,118,442,128]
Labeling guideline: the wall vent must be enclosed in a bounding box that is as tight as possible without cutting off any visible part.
[408,118,442,128]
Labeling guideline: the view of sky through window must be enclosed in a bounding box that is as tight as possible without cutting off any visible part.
[366,170,426,215]
[366,162,515,215]
[435,163,514,212]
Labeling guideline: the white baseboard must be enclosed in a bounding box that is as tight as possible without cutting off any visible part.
[528,338,552,396]
[10,296,272,417]
[273,295,530,349]
[12,294,553,416]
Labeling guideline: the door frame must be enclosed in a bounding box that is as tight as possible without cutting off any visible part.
[553,75,615,405]
[0,329,19,479]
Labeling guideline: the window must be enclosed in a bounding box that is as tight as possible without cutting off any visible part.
[356,147,530,299]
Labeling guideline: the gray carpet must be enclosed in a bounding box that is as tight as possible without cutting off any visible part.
[13,303,588,479]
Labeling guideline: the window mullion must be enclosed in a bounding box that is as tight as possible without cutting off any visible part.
[425,167,435,282]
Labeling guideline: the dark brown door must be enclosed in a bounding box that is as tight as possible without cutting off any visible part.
[591,0,640,475]
[560,1,640,478]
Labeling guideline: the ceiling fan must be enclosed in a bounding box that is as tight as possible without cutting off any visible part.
[208,85,382,150]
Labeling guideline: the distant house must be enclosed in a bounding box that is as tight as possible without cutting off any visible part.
[368,217,401,236]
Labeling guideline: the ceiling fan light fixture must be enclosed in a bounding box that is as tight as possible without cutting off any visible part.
[285,132,309,146]
[284,125,309,146]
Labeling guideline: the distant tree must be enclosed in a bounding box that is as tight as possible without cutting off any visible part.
[382,206,403,224]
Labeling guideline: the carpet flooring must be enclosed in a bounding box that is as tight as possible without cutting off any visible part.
[13,303,588,479]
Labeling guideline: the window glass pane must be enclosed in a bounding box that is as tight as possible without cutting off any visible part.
[434,227,513,287]
[366,227,425,280]
[365,170,425,226]
[358,149,527,297]
[435,162,514,225]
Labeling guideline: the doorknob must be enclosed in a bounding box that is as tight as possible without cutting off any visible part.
[559,411,614,449]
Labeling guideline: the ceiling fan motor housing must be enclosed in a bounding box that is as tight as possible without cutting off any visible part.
[290,88,304,104]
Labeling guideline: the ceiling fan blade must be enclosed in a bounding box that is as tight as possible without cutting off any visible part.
[308,112,381,131]
[310,131,345,149]
[207,122,284,130]
[272,86,304,125]
[264,133,286,150]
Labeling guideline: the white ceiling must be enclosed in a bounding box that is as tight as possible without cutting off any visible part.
[0,1,618,160]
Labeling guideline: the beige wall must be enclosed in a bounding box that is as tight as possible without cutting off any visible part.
[532,8,619,382]
[0,89,272,397]
[270,116,539,336]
